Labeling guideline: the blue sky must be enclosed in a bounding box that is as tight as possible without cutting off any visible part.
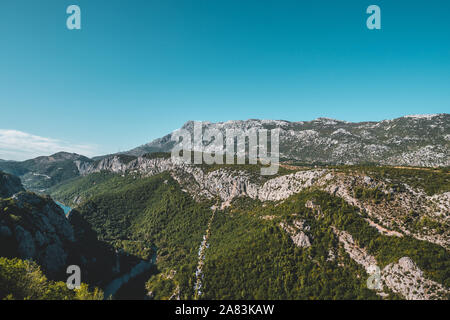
[1,0,449,160]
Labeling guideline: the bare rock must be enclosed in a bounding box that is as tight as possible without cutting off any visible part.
[381,257,449,300]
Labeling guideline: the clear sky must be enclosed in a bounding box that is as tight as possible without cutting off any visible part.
[1,0,449,160]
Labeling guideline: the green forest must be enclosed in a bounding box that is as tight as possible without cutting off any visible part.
[0,257,102,300]
[1,163,448,300]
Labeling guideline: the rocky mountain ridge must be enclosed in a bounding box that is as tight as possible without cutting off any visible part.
[0,114,448,192]
[54,154,450,252]
[124,113,450,167]
[3,153,448,299]
[1,114,449,300]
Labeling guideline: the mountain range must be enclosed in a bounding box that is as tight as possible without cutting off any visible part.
[0,114,449,300]
[0,114,448,192]
[124,114,450,166]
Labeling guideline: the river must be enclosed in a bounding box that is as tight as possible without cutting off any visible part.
[103,249,157,299]
[55,201,72,216]
[55,199,157,299]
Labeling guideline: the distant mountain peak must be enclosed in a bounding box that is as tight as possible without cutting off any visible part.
[121,113,449,167]
[49,152,85,160]
[403,113,443,120]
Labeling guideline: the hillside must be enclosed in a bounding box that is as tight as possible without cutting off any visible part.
[124,114,450,167]
[1,114,449,300]
[0,171,152,299]
[0,257,103,300]
[48,154,450,300]
[1,114,448,194]
[0,152,93,192]
[0,171,24,198]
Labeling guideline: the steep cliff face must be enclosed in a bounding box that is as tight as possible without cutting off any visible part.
[381,257,448,300]
[66,155,450,251]
[0,171,24,198]
[0,191,75,276]
[49,156,450,300]
[0,171,119,283]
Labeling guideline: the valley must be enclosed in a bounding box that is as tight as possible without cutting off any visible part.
[0,114,449,300]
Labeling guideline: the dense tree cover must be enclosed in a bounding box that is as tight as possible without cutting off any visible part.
[333,165,450,196]
[262,191,449,286]
[49,171,134,207]
[199,162,293,182]
[47,165,449,299]
[201,198,379,299]
[53,172,213,299]
[353,186,389,203]
[146,273,177,300]
[142,152,172,160]
[0,257,103,300]
[200,189,449,299]
[0,156,84,192]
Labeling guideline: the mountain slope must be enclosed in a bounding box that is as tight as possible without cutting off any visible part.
[52,171,213,299]
[202,190,449,299]
[51,154,450,249]
[0,114,448,194]
[49,155,450,300]
[124,114,450,167]
[0,171,24,198]
[0,152,93,192]
[0,171,148,294]
[1,114,449,300]
[0,257,103,300]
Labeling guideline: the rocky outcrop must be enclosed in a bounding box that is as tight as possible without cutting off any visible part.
[0,174,75,276]
[0,191,75,276]
[333,226,449,299]
[280,220,311,248]
[332,228,377,274]
[257,170,327,201]
[0,171,24,198]
[381,257,448,300]
[2,114,448,193]
[0,188,120,286]
[70,153,449,249]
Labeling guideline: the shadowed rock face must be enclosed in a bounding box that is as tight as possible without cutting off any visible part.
[0,171,24,198]
[0,172,125,288]
[0,191,75,276]
[1,172,76,276]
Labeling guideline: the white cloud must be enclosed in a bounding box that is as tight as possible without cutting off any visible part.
[0,129,98,161]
